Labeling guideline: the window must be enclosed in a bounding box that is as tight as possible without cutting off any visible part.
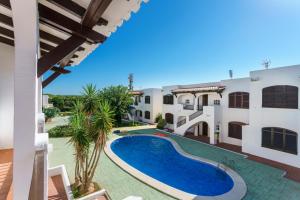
[229,92,249,109]
[165,113,174,124]
[145,96,150,104]
[144,111,150,119]
[134,97,139,105]
[262,85,298,109]
[139,110,142,117]
[262,127,297,155]
[185,99,190,104]
[163,95,174,105]
[214,100,220,105]
[228,122,245,139]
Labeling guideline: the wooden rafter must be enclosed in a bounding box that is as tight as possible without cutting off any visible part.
[51,66,71,74]
[38,35,85,77]
[47,0,108,26]
[42,0,112,87]
[82,0,112,28]
[0,35,13,46]
[38,4,106,44]
[0,0,10,9]
[42,72,61,88]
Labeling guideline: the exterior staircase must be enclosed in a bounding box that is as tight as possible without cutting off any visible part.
[175,110,204,135]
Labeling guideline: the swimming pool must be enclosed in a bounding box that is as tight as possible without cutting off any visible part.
[106,135,246,199]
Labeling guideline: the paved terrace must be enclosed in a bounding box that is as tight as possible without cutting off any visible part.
[49,128,300,200]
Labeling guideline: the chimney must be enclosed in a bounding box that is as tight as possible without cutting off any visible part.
[229,69,233,79]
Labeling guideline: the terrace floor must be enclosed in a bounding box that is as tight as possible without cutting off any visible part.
[49,128,300,200]
[0,149,13,200]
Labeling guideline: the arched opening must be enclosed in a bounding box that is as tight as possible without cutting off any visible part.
[165,113,174,124]
[184,121,210,143]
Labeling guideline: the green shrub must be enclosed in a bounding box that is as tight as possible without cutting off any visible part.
[43,107,60,121]
[156,118,166,129]
[155,113,163,123]
[48,125,72,138]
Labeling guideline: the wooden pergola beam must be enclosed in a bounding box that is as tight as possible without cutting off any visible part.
[0,0,10,9]
[0,26,13,38]
[0,13,13,26]
[38,4,106,44]
[51,66,71,74]
[39,30,64,45]
[42,72,61,88]
[38,35,85,77]
[42,0,113,87]
[0,35,13,46]
[82,0,112,28]
[47,0,108,26]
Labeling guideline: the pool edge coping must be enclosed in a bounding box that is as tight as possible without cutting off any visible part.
[104,134,247,200]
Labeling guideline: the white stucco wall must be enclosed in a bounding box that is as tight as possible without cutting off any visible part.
[220,78,250,146]
[242,66,300,167]
[0,43,14,149]
[133,88,162,124]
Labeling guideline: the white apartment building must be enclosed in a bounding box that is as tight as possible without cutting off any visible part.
[135,65,300,168]
[130,88,163,124]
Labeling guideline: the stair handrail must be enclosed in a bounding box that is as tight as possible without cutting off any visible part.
[189,110,203,121]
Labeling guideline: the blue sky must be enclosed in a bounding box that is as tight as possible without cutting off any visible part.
[44,0,300,95]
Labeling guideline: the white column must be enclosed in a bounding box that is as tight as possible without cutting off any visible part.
[209,121,216,145]
[11,0,39,199]
[194,125,198,136]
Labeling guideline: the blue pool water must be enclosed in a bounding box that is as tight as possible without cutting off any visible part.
[111,135,234,196]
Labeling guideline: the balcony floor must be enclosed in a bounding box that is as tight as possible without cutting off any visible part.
[0,149,13,200]
[48,175,68,200]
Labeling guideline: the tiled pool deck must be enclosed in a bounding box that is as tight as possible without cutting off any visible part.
[49,128,300,200]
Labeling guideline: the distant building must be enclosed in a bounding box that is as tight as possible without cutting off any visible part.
[42,95,53,108]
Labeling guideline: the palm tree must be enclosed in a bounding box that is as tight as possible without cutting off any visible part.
[69,85,114,195]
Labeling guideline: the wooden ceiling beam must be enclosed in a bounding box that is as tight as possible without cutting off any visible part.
[42,72,60,88]
[38,4,106,44]
[38,35,85,77]
[51,66,71,74]
[39,30,64,45]
[42,0,112,87]
[0,26,13,38]
[0,0,11,10]
[0,13,13,26]
[82,0,112,28]
[47,0,108,26]
[0,35,13,46]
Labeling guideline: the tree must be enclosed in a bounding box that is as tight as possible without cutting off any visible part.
[99,85,133,126]
[69,85,114,195]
